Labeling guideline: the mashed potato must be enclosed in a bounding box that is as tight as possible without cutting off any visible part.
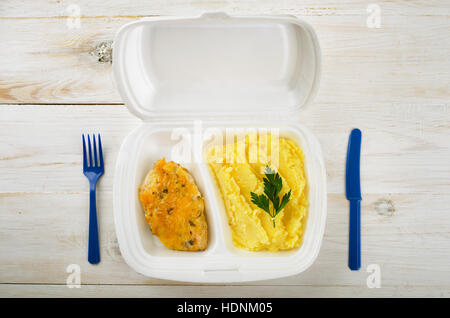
[206,133,308,251]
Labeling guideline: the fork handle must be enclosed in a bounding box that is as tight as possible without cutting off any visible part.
[88,185,100,264]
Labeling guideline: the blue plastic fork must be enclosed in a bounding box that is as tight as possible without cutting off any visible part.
[82,134,104,264]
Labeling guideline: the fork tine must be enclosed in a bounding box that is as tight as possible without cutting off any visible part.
[82,134,87,169]
[98,134,104,168]
[93,134,98,167]
[88,134,93,167]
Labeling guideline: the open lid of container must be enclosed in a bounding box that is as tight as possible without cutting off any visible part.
[113,12,321,120]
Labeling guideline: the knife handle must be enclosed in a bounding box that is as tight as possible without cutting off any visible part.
[349,199,361,270]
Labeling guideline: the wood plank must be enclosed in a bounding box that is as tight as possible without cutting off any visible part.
[1,284,449,298]
[0,105,448,194]
[0,15,448,104]
[1,0,449,18]
[0,105,449,290]
[0,105,448,292]
[0,0,449,297]
[1,191,450,288]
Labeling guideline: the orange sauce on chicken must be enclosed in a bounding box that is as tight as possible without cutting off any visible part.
[138,159,207,251]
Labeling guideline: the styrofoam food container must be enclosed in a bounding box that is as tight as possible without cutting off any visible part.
[112,12,327,283]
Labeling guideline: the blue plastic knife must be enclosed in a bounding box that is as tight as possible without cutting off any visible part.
[346,128,362,271]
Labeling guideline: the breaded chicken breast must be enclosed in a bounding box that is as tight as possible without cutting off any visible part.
[138,158,207,251]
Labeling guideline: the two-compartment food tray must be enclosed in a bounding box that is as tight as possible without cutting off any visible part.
[112,12,327,283]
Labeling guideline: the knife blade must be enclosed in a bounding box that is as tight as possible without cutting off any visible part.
[346,128,362,270]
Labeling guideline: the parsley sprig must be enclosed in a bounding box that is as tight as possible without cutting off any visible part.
[250,166,292,228]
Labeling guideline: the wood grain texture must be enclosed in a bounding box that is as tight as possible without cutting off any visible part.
[0,8,449,104]
[1,0,449,18]
[1,191,450,289]
[0,0,449,297]
[0,105,448,195]
[0,105,449,295]
[1,284,449,298]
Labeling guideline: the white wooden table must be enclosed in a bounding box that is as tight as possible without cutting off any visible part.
[0,1,449,298]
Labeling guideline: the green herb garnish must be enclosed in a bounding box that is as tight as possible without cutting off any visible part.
[250,166,292,228]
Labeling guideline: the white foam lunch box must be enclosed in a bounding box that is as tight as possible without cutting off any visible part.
[112,12,327,283]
